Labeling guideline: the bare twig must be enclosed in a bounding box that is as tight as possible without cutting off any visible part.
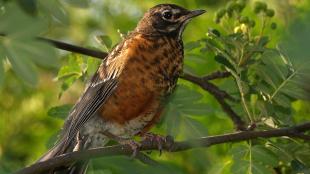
[38,37,108,59]
[15,122,310,174]
[203,71,231,80]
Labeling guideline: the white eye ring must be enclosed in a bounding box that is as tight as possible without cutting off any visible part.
[162,10,173,20]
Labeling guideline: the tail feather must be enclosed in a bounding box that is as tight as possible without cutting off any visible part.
[37,138,88,174]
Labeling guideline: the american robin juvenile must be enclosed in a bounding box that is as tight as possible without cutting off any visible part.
[38,3,205,173]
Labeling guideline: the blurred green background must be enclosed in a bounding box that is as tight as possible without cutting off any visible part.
[0,0,310,173]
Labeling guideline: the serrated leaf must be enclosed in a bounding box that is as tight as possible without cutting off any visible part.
[47,104,73,119]
[96,35,112,50]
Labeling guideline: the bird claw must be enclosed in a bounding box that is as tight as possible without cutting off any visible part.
[141,133,174,155]
[119,139,141,158]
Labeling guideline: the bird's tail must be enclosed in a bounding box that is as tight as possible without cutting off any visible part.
[37,138,89,174]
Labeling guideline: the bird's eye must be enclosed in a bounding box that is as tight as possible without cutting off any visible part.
[162,10,173,20]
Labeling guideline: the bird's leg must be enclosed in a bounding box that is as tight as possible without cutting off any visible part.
[140,132,174,155]
[100,131,140,157]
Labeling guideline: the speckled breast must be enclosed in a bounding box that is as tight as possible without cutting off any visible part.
[98,33,184,137]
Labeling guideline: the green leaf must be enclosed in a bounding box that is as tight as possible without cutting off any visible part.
[182,117,208,138]
[5,45,38,85]
[185,54,207,64]
[0,3,46,37]
[37,0,69,24]
[231,145,248,160]
[64,0,89,8]
[184,41,201,51]
[7,39,57,68]
[215,54,235,71]
[231,160,273,174]
[169,85,203,104]
[87,58,100,76]
[291,160,307,173]
[0,4,57,85]
[179,103,211,115]
[230,160,248,174]
[45,131,60,148]
[47,104,73,119]
[57,55,84,79]
[0,56,4,86]
[252,145,279,167]
[164,107,181,137]
[258,36,269,47]
[96,35,113,51]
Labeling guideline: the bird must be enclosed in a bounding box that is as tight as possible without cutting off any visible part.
[38,3,205,174]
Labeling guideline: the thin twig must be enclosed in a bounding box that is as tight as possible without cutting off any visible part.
[203,71,231,80]
[15,122,310,174]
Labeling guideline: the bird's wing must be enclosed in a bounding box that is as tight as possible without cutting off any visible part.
[39,55,124,163]
[66,72,118,141]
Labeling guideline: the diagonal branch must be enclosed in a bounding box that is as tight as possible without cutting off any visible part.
[15,122,310,174]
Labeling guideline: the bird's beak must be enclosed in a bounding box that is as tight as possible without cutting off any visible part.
[187,9,206,19]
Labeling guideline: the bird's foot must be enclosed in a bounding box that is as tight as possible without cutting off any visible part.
[100,131,140,158]
[141,133,174,155]
[118,139,141,158]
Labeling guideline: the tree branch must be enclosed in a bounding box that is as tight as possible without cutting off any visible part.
[15,122,310,174]
[38,37,108,59]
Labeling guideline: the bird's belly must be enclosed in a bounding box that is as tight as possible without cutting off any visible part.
[98,74,163,137]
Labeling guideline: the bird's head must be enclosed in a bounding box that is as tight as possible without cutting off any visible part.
[135,4,206,39]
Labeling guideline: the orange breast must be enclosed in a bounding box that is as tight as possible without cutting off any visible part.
[99,33,183,129]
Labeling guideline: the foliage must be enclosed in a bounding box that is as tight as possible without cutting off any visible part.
[0,0,310,174]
